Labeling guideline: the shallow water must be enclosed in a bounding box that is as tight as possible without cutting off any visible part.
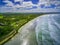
[35,14,60,45]
[4,14,60,45]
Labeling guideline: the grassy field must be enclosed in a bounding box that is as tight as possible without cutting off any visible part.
[0,13,42,44]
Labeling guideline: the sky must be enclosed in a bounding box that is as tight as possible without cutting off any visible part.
[0,0,60,13]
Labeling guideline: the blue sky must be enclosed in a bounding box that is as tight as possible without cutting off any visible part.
[0,0,39,6]
[0,0,60,13]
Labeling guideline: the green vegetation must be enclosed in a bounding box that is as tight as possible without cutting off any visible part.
[0,13,42,44]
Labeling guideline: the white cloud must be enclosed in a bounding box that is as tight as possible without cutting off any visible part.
[13,1,34,8]
[22,1,34,8]
[3,0,14,7]
[14,0,23,5]
[3,0,23,8]
[0,6,60,13]
[38,0,53,8]
[3,0,35,8]
[14,0,20,2]
[14,0,23,2]
[38,0,60,6]
[6,2,13,7]
[14,4,25,8]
